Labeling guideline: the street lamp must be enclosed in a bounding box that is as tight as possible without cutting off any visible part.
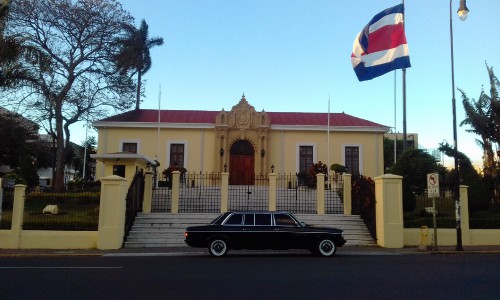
[450,0,468,251]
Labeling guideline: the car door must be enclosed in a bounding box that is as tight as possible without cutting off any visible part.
[272,213,303,249]
[252,213,275,249]
[221,213,245,248]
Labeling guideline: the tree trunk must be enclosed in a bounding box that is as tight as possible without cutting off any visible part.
[54,102,66,192]
[135,69,142,110]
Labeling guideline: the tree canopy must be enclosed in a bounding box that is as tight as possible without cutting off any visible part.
[1,0,136,191]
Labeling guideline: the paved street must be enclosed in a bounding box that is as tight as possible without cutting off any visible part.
[0,247,499,300]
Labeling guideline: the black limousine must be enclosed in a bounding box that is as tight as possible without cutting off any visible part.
[184,211,346,257]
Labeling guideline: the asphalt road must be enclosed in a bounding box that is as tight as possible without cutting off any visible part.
[0,252,498,300]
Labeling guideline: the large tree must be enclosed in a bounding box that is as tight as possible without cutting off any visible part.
[1,0,136,191]
[460,64,500,202]
[114,19,164,110]
[390,148,445,212]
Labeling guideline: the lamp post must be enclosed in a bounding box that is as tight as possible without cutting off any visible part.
[450,0,468,251]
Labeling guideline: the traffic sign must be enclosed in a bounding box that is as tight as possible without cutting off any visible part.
[427,173,440,198]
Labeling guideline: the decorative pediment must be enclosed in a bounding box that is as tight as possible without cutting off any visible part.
[215,95,271,175]
[215,95,270,130]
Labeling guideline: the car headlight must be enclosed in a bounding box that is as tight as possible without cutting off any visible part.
[341,231,344,238]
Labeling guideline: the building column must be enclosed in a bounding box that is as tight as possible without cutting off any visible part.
[221,172,229,213]
[97,175,128,250]
[375,174,404,248]
[171,171,180,213]
[343,173,352,215]
[142,171,153,213]
[316,174,325,215]
[460,185,470,246]
[10,184,27,249]
[268,173,277,211]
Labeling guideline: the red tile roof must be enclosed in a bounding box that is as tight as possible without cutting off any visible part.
[98,109,386,128]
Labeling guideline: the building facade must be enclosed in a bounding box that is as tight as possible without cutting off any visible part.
[93,96,389,181]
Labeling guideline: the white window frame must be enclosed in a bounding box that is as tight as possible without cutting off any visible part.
[120,139,141,154]
[167,141,188,169]
[342,144,363,175]
[296,143,317,173]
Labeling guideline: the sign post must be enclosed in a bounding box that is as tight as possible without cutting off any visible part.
[427,173,440,251]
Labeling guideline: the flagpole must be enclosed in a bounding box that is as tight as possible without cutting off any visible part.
[327,93,331,187]
[157,84,161,160]
[402,0,408,153]
[394,71,397,165]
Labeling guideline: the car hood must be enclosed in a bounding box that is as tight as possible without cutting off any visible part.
[303,225,343,233]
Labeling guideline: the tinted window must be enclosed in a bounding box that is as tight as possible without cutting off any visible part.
[225,214,243,225]
[244,214,254,225]
[274,214,297,226]
[255,214,272,226]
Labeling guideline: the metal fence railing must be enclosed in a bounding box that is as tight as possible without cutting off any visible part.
[22,189,100,231]
[325,175,344,214]
[124,171,145,239]
[179,173,221,213]
[276,174,316,214]
[228,175,269,211]
[151,173,345,214]
[469,207,500,229]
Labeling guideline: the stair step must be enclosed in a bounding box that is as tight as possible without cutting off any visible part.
[124,213,375,248]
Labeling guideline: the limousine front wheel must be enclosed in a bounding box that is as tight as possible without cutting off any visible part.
[208,238,228,257]
[316,238,337,257]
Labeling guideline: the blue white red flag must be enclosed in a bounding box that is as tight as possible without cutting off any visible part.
[351,4,411,81]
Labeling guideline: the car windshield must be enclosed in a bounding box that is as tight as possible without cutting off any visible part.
[209,213,230,225]
[288,213,307,227]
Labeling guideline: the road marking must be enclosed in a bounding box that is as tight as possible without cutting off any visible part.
[103,252,204,257]
[339,252,403,256]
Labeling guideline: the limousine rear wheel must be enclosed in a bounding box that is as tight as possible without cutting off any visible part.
[208,238,228,257]
[316,238,337,257]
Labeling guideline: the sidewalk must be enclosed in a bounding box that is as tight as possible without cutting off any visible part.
[1,245,499,257]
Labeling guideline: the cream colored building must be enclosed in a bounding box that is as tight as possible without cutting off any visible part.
[93,95,389,182]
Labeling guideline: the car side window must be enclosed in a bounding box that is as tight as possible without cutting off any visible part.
[224,213,243,225]
[244,214,254,225]
[274,214,298,226]
[255,214,272,226]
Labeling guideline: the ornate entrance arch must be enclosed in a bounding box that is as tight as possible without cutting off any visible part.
[229,140,255,185]
[215,95,271,182]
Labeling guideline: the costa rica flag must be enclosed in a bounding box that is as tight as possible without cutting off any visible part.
[351,4,411,81]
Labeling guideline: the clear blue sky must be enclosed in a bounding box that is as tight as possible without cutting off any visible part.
[76,0,500,168]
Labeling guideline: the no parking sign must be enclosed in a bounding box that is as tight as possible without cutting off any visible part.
[427,173,440,198]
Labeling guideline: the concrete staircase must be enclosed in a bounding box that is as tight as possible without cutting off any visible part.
[124,213,375,248]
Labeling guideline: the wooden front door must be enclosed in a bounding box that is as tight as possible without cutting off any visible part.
[229,140,255,185]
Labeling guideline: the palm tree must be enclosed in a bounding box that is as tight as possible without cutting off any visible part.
[0,0,21,87]
[0,0,47,87]
[114,19,164,110]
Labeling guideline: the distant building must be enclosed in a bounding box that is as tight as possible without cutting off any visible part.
[384,132,419,150]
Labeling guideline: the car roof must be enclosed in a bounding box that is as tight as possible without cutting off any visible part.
[228,211,292,214]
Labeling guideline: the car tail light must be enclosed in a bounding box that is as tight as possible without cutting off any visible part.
[184,232,188,238]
